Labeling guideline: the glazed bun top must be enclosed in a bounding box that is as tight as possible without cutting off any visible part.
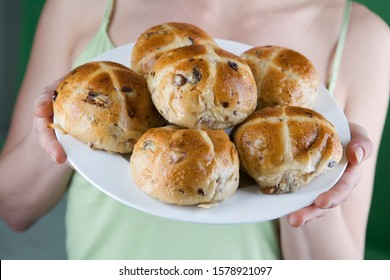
[147,44,257,129]
[241,46,319,109]
[131,22,218,78]
[53,61,164,153]
[130,125,240,206]
[233,106,343,194]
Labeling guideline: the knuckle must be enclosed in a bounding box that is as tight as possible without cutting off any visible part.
[33,96,44,111]
[34,96,49,114]
[37,89,53,103]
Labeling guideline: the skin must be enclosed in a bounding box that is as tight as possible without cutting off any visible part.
[0,0,388,259]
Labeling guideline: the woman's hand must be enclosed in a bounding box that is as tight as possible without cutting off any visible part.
[33,77,67,164]
[287,122,374,227]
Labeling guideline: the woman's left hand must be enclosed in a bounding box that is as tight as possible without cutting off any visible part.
[287,122,374,227]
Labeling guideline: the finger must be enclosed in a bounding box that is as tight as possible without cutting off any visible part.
[314,164,361,209]
[34,91,54,118]
[287,204,326,228]
[346,122,374,166]
[34,117,67,164]
[34,75,66,118]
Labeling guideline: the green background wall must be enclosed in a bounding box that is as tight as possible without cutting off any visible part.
[0,0,389,259]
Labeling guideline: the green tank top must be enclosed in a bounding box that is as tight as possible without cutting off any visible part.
[66,0,351,259]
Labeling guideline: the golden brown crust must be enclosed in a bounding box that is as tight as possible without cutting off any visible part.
[147,44,257,129]
[241,46,319,109]
[53,61,164,153]
[130,125,239,205]
[131,22,217,78]
[233,106,343,193]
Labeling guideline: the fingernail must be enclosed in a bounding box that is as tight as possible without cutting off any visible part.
[320,203,331,209]
[320,200,333,209]
[354,146,364,163]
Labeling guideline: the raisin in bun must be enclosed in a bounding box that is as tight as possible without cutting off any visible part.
[241,46,319,109]
[131,22,217,78]
[233,106,343,194]
[147,44,257,129]
[53,61,164,154]
[130,125,239,206]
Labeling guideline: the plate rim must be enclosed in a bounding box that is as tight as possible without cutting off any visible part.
[56,39,351,224]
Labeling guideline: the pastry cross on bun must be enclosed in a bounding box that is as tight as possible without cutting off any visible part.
[241,46,320,109]
[131,22,217,78]
[147,44,257,129]
[233,106,343,194]
[130,125,240,206]
[53,61,164,154]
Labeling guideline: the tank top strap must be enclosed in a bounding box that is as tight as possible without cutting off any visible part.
[100,0,114,32]
[327,0,352,95]
[72,0,116,68]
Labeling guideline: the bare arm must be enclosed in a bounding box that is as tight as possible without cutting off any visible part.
[280,4,390,259]
[0,0,85,231]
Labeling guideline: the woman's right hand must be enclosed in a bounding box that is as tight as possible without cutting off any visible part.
[33,77,67,164]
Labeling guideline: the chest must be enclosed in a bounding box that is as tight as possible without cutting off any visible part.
[100,3,348,108]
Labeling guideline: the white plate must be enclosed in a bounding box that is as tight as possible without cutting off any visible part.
[56,39,350,224]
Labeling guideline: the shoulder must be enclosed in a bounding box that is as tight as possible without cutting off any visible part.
[348,2,390,53]
[36,0,107,47]
[342,3,389,90]
[351,2,388,28]
[38,0,97,29]
[41,0,106,20]
[32,0,108,67]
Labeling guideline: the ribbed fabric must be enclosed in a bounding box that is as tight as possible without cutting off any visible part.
[66,172,281,259]
[72,0,115,68]
[327,0,352,95]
